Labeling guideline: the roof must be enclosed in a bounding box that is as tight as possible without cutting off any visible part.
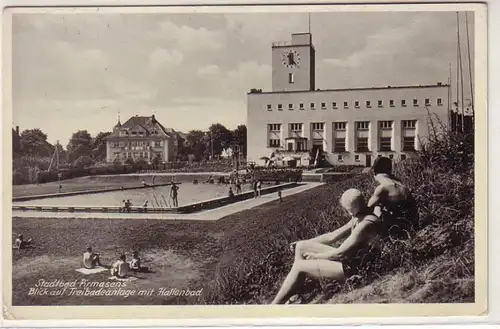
[108,115,179,139]
[248,83,450,95]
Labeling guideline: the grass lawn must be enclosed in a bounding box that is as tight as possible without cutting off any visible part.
[12,217,222,305]
[11,184,310,306]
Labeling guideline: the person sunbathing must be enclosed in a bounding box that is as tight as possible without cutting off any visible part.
[14,234,33,249]
[129,251,149,272]
[272,189,381,304]
[110,254,130,278]
[82,247,103,269]
[368,156,417,233]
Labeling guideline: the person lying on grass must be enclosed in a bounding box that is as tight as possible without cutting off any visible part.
[368,156,417,233]
[83,247,104,269]
[272,189,381,305]
[111,254,130,278]
[14,234,33,249]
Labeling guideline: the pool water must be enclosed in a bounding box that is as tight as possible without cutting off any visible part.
[13,183,252,208]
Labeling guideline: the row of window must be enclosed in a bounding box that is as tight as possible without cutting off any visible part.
[266,98,443,111]
[268,136,416,152]
[337,153,408,163]
[119,130,161,136]
[113,151,164,160]
[269,120,417,132]
[110,141,165,148]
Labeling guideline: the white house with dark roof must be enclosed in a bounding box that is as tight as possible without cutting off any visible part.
[105,114,180,163]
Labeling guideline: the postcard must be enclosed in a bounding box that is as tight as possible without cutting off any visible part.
[2,1,488,321]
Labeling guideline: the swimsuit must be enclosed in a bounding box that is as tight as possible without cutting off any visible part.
[341,216,382,278]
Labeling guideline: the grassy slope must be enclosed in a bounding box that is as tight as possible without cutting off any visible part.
[200,131,475,304]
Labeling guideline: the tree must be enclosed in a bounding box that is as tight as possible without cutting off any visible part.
[73,155,94,169]
[231,125,247,157]
[92,131,112,162]
[19,129,53,157]
[207,123,232,158]
[185,130,207,161]
[67,130,93,163]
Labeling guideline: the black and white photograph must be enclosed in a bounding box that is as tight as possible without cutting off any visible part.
[3,2,487,320]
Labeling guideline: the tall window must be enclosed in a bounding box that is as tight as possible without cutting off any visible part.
[390,100,395,107]
[333,122,347,153]
[355,121,370,152]
[356,121,370,130]
[268,124,281,147]
[378,100,383,107]
[378,121,393,151]
[311,122,325,130]
[332,102,337,109]
[437,98,443,106]
[310,103,315,109]
[401,99,407,107]
[288,103,293,110]
[343,101,349,109]
[311,123,324,148]
[366,101,371,108]
[299,103,304,110]
[321,102,326,109]
[413,99,419,106]
[425,98,431,106]
[267,104,272,111]
[277,104,283,110]
[402,120,417,151]
[289,73,294,83]
[355,101,360,108]
[290,123,303,132]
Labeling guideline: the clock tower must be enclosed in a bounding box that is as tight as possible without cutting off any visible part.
[271,32,316,92]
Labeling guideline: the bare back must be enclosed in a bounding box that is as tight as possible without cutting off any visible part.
[368,174,409,208]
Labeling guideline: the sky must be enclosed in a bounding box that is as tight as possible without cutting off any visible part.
[12,10,475,145]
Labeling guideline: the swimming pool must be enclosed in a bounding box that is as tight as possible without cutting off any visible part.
[13,183,252,208]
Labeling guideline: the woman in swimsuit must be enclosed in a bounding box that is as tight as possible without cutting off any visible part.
[272,189,382,304]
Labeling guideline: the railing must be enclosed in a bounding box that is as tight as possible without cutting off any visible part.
[275,151,310,159]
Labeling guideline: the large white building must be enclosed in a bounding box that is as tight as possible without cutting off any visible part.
[247,32,451,166]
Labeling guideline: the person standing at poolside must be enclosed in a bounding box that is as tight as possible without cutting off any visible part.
[235,178,242,195]
[170,182,179,207]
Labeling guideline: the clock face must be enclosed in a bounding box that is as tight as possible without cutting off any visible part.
[282,50,300,68]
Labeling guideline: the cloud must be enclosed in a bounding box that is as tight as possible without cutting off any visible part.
[158,20,224,52]
[198,64,220,76]
[149,48,184,68]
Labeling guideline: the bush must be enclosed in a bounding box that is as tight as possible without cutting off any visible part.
[200,125,474,304]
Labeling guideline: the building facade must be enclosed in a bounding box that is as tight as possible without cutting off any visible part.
[105,115,179,164]
[247,32,451,166]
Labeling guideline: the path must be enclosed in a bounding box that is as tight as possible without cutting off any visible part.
[12,183,323,221]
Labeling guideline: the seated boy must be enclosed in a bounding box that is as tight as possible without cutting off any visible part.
[275,189,382,304]
[129,251,150,272]
[110,254,130,278]
[82,247,103,269]
[14,234,33,249]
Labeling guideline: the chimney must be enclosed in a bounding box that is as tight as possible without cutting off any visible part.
[15,126,19,135]
[437,82,442,86]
